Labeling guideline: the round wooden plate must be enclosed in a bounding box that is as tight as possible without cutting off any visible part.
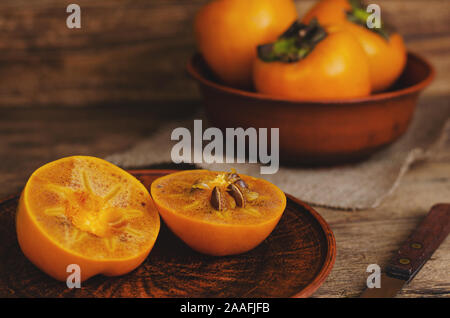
[0,169,336,298]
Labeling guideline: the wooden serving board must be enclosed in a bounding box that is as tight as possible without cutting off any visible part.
[0,169,336,298]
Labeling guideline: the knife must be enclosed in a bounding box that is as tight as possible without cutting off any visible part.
[360,203,450,298]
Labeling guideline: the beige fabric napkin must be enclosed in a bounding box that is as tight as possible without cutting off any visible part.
[106,97,449,210]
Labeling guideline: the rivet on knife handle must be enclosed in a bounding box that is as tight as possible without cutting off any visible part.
[385,204,450,283]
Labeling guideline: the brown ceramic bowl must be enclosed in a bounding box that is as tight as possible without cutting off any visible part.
[187,52,435,165]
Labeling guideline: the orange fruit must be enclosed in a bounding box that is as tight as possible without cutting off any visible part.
[341,21,406,92]
[302,0,351,26]
[302,0,407,92]
[253,21,371,100]
[194,0,298,88]
[16,156,160,282]
[151,169,286,256]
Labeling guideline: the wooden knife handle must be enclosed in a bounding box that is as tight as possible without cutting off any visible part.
[386,204,450,283]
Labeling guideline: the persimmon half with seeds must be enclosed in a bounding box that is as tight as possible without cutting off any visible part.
[151,170,287,256]
[253,19,371,100]
[16,156,160,282]
[194,0,298,88]
[303,0,407,92]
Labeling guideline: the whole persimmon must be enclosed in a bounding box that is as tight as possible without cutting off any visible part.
[194,0,298,88]
[151,170,286,256]
[253,19,371,100]
[303,0,407,92]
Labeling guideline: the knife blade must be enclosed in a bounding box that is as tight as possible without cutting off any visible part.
[360,203,450,298]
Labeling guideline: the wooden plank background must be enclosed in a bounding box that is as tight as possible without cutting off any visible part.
[0,0,449,298]
[0,0,448,108]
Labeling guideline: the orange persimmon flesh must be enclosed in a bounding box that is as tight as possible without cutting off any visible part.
[16,156,160,282]
[151,170,287,256]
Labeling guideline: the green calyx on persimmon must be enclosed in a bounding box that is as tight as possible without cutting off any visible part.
[258,19,328,63]
[346,0,392,40]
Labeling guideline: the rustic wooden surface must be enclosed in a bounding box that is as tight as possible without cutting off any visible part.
[0,0,448,107]
[315,159,450,298]
[0,101,448,298]
[0,170,336,298]
[0,0,448,298]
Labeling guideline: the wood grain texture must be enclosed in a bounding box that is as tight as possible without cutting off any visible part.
[0,101,448,297]
[0,170,336,298]
[0,0,448,107]
[313,160,450,298]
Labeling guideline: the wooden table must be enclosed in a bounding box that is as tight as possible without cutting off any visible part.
[0,0,449,298]
[0,99,448,298]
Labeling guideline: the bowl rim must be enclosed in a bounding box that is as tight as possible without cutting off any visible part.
[187,51,435,105]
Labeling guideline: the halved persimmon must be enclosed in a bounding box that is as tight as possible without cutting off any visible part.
[151,170,287,256]
[16,156,160,282]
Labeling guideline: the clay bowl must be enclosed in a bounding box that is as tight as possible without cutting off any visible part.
[187,52,435,165]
